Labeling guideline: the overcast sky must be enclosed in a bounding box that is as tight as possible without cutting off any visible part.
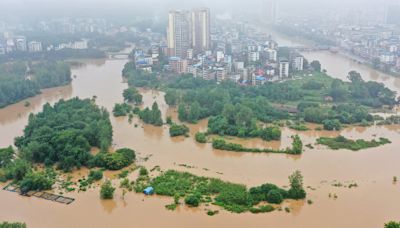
[0,0,397,22]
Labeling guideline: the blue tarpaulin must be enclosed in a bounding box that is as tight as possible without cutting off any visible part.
[143,187,154,195]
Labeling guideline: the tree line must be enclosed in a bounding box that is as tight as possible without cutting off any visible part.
[0,61,72,108]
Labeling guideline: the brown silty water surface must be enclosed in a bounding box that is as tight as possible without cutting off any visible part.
[1,52,400,228]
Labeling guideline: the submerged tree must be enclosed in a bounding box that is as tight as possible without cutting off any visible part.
[288,170,306,199]
[100,180,115,199]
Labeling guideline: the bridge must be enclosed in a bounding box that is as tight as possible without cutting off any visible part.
[291,46,330,52]
[108,53,131,59]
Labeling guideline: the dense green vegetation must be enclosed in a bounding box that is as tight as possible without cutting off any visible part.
[195,132,207,143]
[123,87,142,105]
[0,61,72,108]
[0,222,27,228]
[90,148,136,170]
[317,136,391,151]
[122,62,398,137]
[207,110,282,140]
[385,221,400,228]
[88,169,103,181]
[0,146,14,168]
[19,171,55,194]
[137,102,163,126]
[122,62,160,88]
[14,98,113,171]
[100,180,115,199]
[134,170,306,213]
[113,103,132,117]
[212,135,303,155]
[169,124,189,137]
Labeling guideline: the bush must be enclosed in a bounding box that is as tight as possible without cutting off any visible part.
[139,167,148,176]
[185,194,200,207]
[88,169,103,181]
[93,148,136,170]
[0,222,27,228]
[169,124,189,137]
[266,189,283,204]
[288,171,306,199]
[195,132,207,143]
[0,146,14,168]
[19,172,54,194]
[100,180,115,199]
[323,119,342,131]
[112,103,132,117]
[385,221,400,228]
[4,159,31,181]
[249,205,275,213]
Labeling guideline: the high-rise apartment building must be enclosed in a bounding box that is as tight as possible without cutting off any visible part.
[167,10,192,58]
[167,8,211,58]
[191,8,211,54]
[385,3,400,25]
[260,0,277,24]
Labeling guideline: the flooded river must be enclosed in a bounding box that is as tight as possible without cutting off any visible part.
[1,49,400,227]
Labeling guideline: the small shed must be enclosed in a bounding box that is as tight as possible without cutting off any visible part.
[143,187,154,195]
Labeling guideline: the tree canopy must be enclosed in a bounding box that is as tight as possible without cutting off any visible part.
[0,61,71,108]
[14,97,113,171]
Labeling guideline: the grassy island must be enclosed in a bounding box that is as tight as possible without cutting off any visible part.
[212,135,303,155]
[316,136,391,151]
[134,170,306,214]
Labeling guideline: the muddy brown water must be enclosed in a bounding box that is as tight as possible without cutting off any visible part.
[1,55,400,227]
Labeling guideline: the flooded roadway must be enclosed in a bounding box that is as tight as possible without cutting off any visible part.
[0,52,400,227]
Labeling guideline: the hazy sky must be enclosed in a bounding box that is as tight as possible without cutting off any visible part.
[0,0,395,22]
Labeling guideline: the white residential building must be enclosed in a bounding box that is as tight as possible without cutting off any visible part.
[28,41,43,52]
[279,60,290,78]
[292,56,304,71]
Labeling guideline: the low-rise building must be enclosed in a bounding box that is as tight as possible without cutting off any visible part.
[28,41,43,52]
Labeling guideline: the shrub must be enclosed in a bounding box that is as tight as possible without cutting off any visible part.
[266,189,283,204]
[185,194,200,207]
[118,170,129,178]
[169,124,189,137]
[100,180,115,199]
[112,103,132,117]
[94,148,136,170]
[290,135,303,154]
[323,119,342,131]
[4,159,31,181]
[0,222,27,228]
[88,169,103,181]
[0,146,14,168]
[288,171,306,199]
[165,203,177,211]
[249,205,274,213]
[385,221,400,228]
[195,132,207,143]
[19,172,54,194]
[139,167,148,176]
[207,210,219,216]
[214,184,253,208]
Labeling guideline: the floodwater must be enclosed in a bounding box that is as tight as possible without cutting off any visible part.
[1,54,400,228]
